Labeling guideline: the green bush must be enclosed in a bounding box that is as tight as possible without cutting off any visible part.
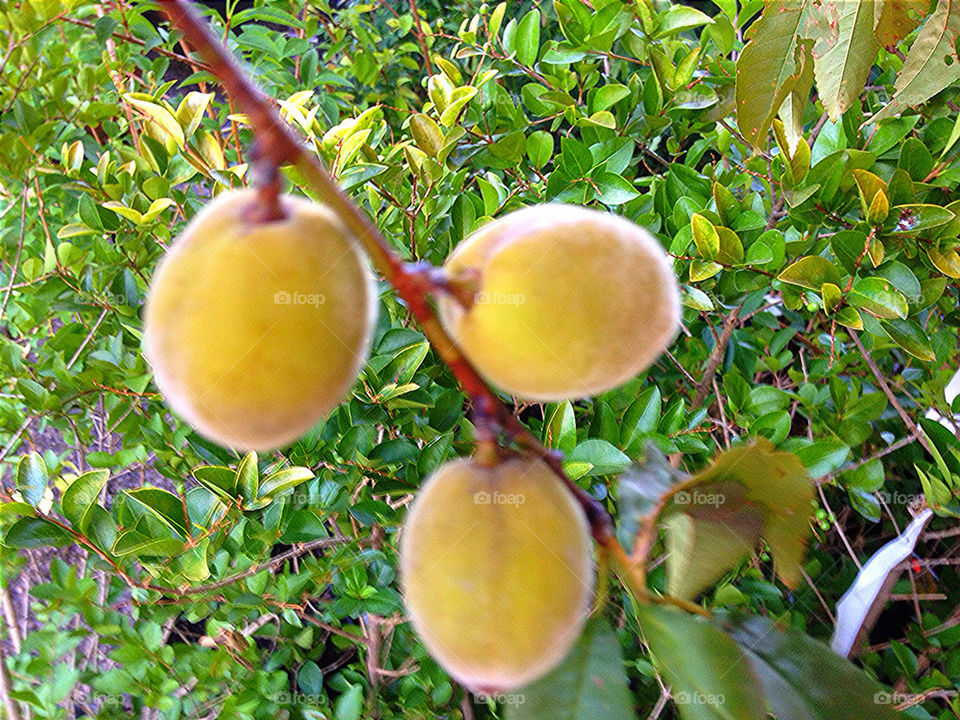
[1,1,959,719]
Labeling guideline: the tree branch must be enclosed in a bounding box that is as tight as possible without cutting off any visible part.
[160,0,615,545]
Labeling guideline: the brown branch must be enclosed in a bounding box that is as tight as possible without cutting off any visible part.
[160,0,616,546]
[850,331,932,455]
[691,306,741,410]
[408,0,434,75]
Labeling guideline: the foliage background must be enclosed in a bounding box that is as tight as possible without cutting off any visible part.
[1,0,960,718]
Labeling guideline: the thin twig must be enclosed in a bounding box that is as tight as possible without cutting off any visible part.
[850,331,933,455]
[691,306,741,410]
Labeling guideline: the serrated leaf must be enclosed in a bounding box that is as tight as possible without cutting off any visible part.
[505,618,635,720]
[735,1,817,146]
[665,510,761,600]
[61,469,109,533]
[875,0,929,48]
[669,438,815,589]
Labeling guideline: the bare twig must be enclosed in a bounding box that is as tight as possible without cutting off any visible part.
[691,306,741,410]
[850,331,932,455]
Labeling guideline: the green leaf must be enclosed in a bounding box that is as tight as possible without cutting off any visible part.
[635,605,766,720]
[777,256,842,290]
[258,467,314,499]
[515,9,541,66]
[566,440,631,477]
[235,451,259,504]
[61,469,109,533]
[928,246,960,277]
[334,684,364,720]
[113,528,185,558]
[123,488,189,537]
[810,0,878,120]
[505,618,635,720]
[691,213,720,260]
[175,91,212,138]
[881,318,936,361]
[193,465,237,500]
[721,613,902,719]
[869,0,960,123]
[665,510,760,600]
[409,113,444,157]
[124,94,185,148]
[526,130,554,169]
[657,5,714,37]
[615,446,686,548]
[848,277,908,319]
[592,84,631,113]
[17,452,47,507]
[3,517,73,548]
[875,0,928,48]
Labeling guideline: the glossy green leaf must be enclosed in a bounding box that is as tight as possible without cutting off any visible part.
[61,469,109,533]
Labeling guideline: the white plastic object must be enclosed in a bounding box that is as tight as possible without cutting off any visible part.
[830,508,933,657]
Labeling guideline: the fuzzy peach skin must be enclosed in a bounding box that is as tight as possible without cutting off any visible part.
[144,189,377,451]
[439,204,681,401]
[400,456,594,692]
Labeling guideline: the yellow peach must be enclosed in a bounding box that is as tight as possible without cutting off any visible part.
[144,189,376,451]
[400,456,594,692]
[439,204,680,401]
